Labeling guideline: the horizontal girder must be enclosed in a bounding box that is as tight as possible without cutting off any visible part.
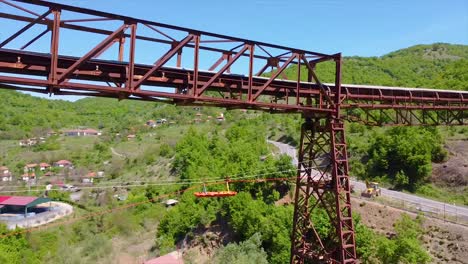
[0,48,467,121]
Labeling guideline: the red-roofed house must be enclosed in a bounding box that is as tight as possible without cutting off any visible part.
[144,251,183,264]
[82,172,96,184]
[39,163,50,171]
[54,160,73,168]
[22,173,36,181]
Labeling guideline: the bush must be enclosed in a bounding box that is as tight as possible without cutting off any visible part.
[213,233,268,264]
[366,127,446,190]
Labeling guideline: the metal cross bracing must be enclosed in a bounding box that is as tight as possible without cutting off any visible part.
[0,1,467,263]
[291,118,355,264]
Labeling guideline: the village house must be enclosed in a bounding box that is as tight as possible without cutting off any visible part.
[39,163,51,171]
[24,163,37,172]
[19,138,38,147]
[53,160,73,168]
[63,129,101,136]
[146,120,157,128]
[21,172,36,181]
[82,172,96,184]
[146,119,167,127]
[82,171,104,184]
[216,113,225,122]
[127,134,136,140]
[44,171,53,177]
[0,166,12,182]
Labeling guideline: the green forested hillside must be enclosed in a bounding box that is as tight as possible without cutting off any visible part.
[285,43,468,90]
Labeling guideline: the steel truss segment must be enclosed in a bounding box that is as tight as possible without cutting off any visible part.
[344,108,467,126]
[301,54,335,107]
[0,0,46,19]
[251,53,297,101]
[133,34,195,90]
[57,23,129,84]
[291,118,356,264]
[197,44,250,96]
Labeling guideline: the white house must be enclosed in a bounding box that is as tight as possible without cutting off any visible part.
[82,172,96,184]
[0,166,12,182]
[39,163,51,171]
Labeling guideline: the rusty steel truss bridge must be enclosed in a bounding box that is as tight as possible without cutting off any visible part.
[0,1,467,263]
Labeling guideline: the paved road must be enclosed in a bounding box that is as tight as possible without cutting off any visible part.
[268,140,468,222]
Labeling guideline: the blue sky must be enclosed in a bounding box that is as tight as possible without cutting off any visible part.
[0,0,467,100]
[48,0,467,56]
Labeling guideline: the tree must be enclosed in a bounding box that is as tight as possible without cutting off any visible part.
[213,233,268,264]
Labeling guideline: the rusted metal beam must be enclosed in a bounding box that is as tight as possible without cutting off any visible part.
[197,44,249,96]
[132,34,194,89]
[57,23,129,84]
[251,54,296,101]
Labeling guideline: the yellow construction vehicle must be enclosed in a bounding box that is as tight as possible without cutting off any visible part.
[361,180,381,198]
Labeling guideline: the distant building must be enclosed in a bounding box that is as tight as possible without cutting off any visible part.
[22,172,36,181]
[19,138,38,147]
[0,195,51,217]
[54,160,73,168]
[216,113,225,122]
[39,163,50,171]
[82,172,96,184]
[164,199,179,207]
[24,163,38,172]
[63,129,101,136]
[0,166,12,182]
[44,171,53,177]
[146,120,156,128]
[127,134,136,140]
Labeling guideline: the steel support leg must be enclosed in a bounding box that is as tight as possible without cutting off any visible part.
[290,117,356,264]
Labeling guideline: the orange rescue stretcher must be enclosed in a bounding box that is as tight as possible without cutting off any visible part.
[194,180,237,198]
